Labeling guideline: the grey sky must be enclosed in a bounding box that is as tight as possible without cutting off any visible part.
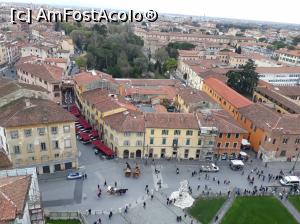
[5,0,300,24]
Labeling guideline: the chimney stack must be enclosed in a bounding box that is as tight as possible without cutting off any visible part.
[25,99,31,108]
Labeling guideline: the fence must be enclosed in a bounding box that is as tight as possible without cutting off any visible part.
[45,211,87,224]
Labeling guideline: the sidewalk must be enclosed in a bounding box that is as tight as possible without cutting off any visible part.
[277,196,300,223]
[212,195,235,224]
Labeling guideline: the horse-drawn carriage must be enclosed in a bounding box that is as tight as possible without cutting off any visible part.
[124,162,141,178]
[124,162,132,177]
[124,168,131,177]
[133,165,141,178]
[107,186,128,195]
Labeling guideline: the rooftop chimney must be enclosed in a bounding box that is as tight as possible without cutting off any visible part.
[25,99,31,108]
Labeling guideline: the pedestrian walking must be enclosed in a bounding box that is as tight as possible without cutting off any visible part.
[97,184,100,190]
[98,218,101,224]
[151,194,154,200]
[197,185,200,191]
[109,211,112,219]
[115,181,117,187]
[104,180,107,186]
[215,215,219,222]
[84,173,87,179]
[143,201,146,208]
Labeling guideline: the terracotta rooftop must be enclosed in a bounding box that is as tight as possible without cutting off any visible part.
[271,86,300,97]
[145,113,199,129]
[197,110,247,134]
[0,149,12,169]
[104,110,145,133]
[0,175,31,223]
[256,66,300,74]
[44,57,68,63]
[73,70,116,86]
[238,103,281,130]
[0,98,76,128]
[239,104,300,134]
[204,77,253,109]
[15,63,63,83]
[115,79,179,87]
[82,88,124,112]
[177,88,214,104]
[277,49,300,57]
[178,50,199,57]
[255,87,300,114]
[0,78,48,98]
[153,104,167,113]
[124,86,178,100]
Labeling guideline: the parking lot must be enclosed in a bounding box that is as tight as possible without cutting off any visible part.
[39,140,300,223]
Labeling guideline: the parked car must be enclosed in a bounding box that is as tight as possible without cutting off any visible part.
[67,172,83,180]
[200,163,219,172]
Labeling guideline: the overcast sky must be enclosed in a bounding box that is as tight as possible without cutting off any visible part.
[5,0,300,24]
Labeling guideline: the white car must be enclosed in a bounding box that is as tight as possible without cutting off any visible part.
[67,172,83,180]
[200,163,219,172]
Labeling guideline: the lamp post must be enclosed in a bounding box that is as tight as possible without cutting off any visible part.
[290,150,300,174]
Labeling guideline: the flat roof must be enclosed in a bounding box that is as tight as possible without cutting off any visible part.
[230,160,244,166]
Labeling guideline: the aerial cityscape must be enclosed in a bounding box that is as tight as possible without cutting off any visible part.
[1,1,300,224]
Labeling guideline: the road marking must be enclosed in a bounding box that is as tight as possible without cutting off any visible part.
[151,165,168,191]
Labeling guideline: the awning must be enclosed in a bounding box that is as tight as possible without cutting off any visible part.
[92,140,113,156]
[70,105,79,112]
[80,132,90,141]
[241,139,250,146]
[90,129,99,138]
[79,118,91,129]
[239,151,248,157]
[70,106,81,117]
[231,160,244,166]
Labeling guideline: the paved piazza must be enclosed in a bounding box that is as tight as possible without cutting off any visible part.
[39,141,300,223]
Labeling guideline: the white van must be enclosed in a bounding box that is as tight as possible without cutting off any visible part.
[229,160,244,171]
[280,176,300,186]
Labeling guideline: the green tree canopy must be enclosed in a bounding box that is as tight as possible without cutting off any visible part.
[167,42,196,50]
[163,58,177,72]
[60,23,147,78]
[226,59,259,95]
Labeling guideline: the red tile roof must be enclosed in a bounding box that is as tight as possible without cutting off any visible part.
[0,175,31,222]
[104,110,145,132]
[204,77,253,109]
[145,113,199,129]
[15,63,63,83]
[73,70,116,87]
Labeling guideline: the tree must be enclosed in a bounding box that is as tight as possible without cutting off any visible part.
[167,42,195,50]
[133,57,148,74]
[235,46,242,54]
[226,59,258,95]
[75,56,87,68]
[154,48,169,64]
[288,45,296,50]
[258,37,267,43]
[292,36,300,46]
[163,58,177,72]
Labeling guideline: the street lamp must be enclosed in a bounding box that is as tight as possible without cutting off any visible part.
[290,150,300,174]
